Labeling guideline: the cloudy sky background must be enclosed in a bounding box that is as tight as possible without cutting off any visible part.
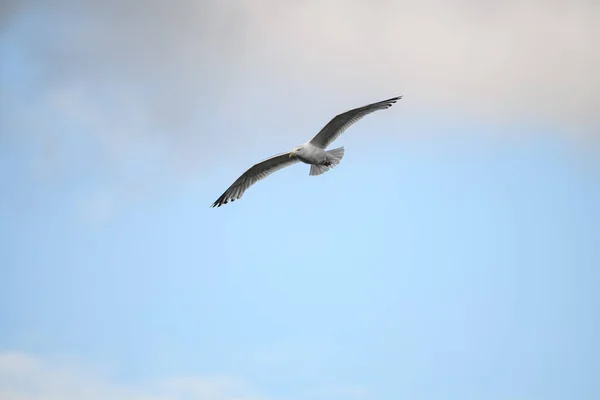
[1,1,599,399]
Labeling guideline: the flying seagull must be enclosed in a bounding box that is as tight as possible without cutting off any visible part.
[211,95,402,207]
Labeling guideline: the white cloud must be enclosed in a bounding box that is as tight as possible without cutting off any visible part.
[0,352,371,400]
[299,385,371,400]
[1,0,598,210]
[3,0,597,131]
[0,352,265,400]
[3,1,599,152]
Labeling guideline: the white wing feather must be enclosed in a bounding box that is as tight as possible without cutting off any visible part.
[309,96,402,149]
[211,152,299,207]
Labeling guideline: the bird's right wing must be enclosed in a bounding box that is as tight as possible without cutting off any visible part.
[211,152,300,207]
[309,96,402,149]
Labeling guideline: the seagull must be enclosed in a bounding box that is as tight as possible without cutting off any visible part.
[211,95,402,207]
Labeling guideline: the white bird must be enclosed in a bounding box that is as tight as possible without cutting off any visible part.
[211,95,402,207]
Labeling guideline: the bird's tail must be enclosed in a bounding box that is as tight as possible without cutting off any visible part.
[309,147,345,176]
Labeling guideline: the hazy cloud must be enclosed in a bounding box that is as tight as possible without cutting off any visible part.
[3,1,598,128]
[0,351,265,400]
[1,0,598,199]
[0,352,371,400]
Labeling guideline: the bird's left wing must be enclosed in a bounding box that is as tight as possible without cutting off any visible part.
[309,96,402,149]
[211,152,300,207]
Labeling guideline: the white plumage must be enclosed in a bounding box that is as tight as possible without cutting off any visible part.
[211,95,402,207]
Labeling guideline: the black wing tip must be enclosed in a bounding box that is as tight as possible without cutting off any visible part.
[211,194,228,208]
[379,95,403,109]
[385,95,403,103]
[211,195,238,208]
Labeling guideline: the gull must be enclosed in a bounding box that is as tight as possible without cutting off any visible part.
[211,95,402,207]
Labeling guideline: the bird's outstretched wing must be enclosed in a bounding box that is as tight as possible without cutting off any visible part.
[211,152,299,207]
[309,96,402,149]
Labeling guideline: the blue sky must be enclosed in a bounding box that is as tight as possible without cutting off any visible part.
[1,2,600,400]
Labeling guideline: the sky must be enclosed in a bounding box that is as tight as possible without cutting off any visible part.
[1,1,600,399]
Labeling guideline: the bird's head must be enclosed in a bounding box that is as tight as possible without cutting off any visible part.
[289,146,304,158]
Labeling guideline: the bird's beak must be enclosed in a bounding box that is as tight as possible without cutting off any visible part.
[289,151,295,158]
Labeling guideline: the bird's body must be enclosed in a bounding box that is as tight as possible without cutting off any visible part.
[290,142,346,177]
[293,142,326,165]
[211,95,402,207]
